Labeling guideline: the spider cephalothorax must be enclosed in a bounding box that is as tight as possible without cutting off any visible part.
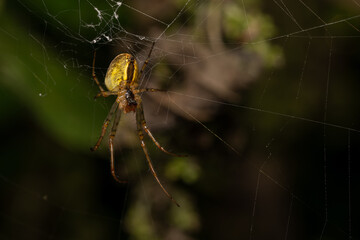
[123,88,138,112]
[91,42,186,207]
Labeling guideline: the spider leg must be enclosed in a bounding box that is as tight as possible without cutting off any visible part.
[94,91,118,99]
[91,101,118,152]
[109,108,127,183]
[136,88,165,94]
[137,103,187,157]
[92,51,106,92]
[136,104,180,207]
[139,41,155,79]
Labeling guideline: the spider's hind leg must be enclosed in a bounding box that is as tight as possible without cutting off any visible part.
[139,41,155,79]
[92,51,106,93]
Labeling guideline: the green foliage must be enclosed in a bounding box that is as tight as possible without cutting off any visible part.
[0,5,105,151]
[165,157,200,184]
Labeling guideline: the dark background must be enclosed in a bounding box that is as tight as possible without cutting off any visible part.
[0,0,359,239]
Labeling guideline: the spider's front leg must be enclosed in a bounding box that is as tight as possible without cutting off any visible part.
[134,94,187,157]
[108,108,127,183]
[136,103,180,207]
[91,101,118,152]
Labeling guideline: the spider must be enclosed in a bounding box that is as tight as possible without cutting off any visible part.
[91,42,184,207]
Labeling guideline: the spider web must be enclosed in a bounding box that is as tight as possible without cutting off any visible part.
[0,0,359,239]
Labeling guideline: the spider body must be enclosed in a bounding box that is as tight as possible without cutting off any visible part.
[124,89,138,112]
[105,53,139,91]
[104,53,141,113]
[91,42,184,207]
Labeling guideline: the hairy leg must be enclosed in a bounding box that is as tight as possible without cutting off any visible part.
[91,101,118,151]
[136,104,180,207]
[109,109,127,183]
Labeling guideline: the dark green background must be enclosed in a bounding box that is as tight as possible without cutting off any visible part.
[0,0,359,239]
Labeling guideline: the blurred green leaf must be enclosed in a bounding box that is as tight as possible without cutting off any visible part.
[165,157,200,184]
[0,6,105,151]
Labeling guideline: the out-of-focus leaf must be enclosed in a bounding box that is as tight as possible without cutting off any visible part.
[0,9,105,151]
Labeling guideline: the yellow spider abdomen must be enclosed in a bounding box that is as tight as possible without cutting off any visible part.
[105,53,139,91]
